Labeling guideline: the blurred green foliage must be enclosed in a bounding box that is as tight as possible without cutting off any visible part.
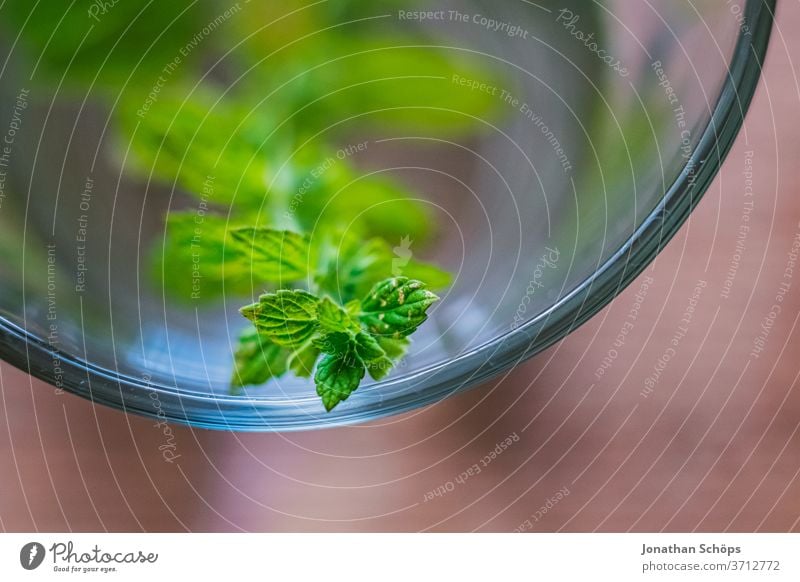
[2,0,212,90]
[93,0,498,304]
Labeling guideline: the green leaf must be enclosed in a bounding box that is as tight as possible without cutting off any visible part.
[360,277,439,338]
[240,289,320,347]
[229,228,310,282]
[314,352,366,412]
[231,327,289,389]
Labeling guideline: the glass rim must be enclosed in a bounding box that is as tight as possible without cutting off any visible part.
[0,0,777,431]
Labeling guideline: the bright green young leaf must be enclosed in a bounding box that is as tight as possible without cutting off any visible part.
[240,289,320,347]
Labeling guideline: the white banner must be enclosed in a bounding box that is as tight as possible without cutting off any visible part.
[0,534,797,581]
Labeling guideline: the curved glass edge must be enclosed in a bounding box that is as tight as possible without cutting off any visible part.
[0,0,777,432]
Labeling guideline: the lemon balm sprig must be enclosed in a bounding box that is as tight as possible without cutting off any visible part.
[228,227,441,412]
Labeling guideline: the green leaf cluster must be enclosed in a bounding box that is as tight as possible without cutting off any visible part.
[237,274,437,411]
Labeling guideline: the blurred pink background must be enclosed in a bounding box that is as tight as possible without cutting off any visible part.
[2,2,799,532]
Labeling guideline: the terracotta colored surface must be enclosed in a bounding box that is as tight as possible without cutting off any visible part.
[1,4,799,532]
